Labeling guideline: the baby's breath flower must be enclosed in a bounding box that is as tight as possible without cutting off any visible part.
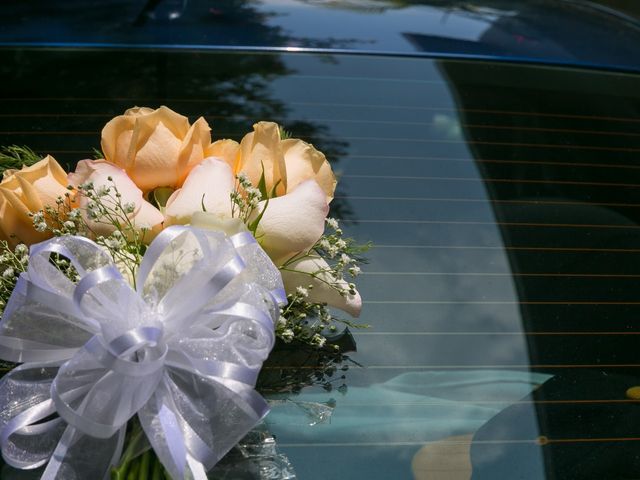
[104,238,121,249]
[295,286,309,298]
[311,334,326,348]
[68,209,81,220]
[326,218,339,230]
[32,212,45,224]
[96,186,110,197]
[237,172,250,185]
[246,186,261,199]
[2,268,14,279]
[281,329,295,343]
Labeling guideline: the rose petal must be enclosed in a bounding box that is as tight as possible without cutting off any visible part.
[238,122,287,195]
[0,191,48,246]
[132,106,190,142]
[129,121,183,191]
[101,115,136,165]
[281,254,362,317]
[205,139,240,171]
[177,117,212,186]
[190,212,248,236]
[250,179,328,263]
[164,158,234,226]
[282,139,336,201]
[14,155,71,209]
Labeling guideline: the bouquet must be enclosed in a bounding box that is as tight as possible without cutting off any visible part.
[0,107,367,479]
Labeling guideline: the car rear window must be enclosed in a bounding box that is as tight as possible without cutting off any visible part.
[1,47,639,479]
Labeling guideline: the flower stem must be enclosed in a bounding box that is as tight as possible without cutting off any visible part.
[139,450,151,480]
[127,456,140,480]
[111,422,145,480]
[151,456,163,480]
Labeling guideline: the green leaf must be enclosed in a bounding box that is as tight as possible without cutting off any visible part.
[257,162,269,199]
[92,147,106,160]
[280,125,292,140]
[247,197,269,235]
[149,187,175,211]
[269,179,281,198]
[248,178,281,235]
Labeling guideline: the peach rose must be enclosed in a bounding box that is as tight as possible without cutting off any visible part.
[206,121,336,201]
[0,155,72,246]
[101,106,212,192]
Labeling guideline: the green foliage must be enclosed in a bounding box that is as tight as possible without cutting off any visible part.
[0,145,41,176]
[92,147,106,160]
[279,125,292,140]
[149,187,174,210]
[0,241,29,317]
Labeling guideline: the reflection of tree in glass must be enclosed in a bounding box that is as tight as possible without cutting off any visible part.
[1,46,352,218]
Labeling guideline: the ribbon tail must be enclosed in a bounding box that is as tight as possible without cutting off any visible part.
[139,377,225,479]
[41,425,126,480]
[186,453,209,480]
[139,382,189,479]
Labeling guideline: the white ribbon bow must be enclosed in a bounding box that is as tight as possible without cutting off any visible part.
[0,226,285,479]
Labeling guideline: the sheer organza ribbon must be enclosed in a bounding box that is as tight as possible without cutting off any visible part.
[0,226,285,479]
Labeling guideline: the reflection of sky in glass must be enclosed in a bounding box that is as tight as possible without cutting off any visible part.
[271,53,531,378]
[266,53,545,479]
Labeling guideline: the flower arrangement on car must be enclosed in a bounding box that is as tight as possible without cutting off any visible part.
[0,106,367,479]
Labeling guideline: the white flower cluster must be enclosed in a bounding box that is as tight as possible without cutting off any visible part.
[230,172,263,221]
[319,218,362,297]
[0,242,29,313]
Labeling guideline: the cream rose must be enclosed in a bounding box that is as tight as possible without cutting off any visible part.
[165,156,329,266]
[0,155,72,246]
[281,254,362,318]
[69,159,164,237]
[101,106,212,192]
